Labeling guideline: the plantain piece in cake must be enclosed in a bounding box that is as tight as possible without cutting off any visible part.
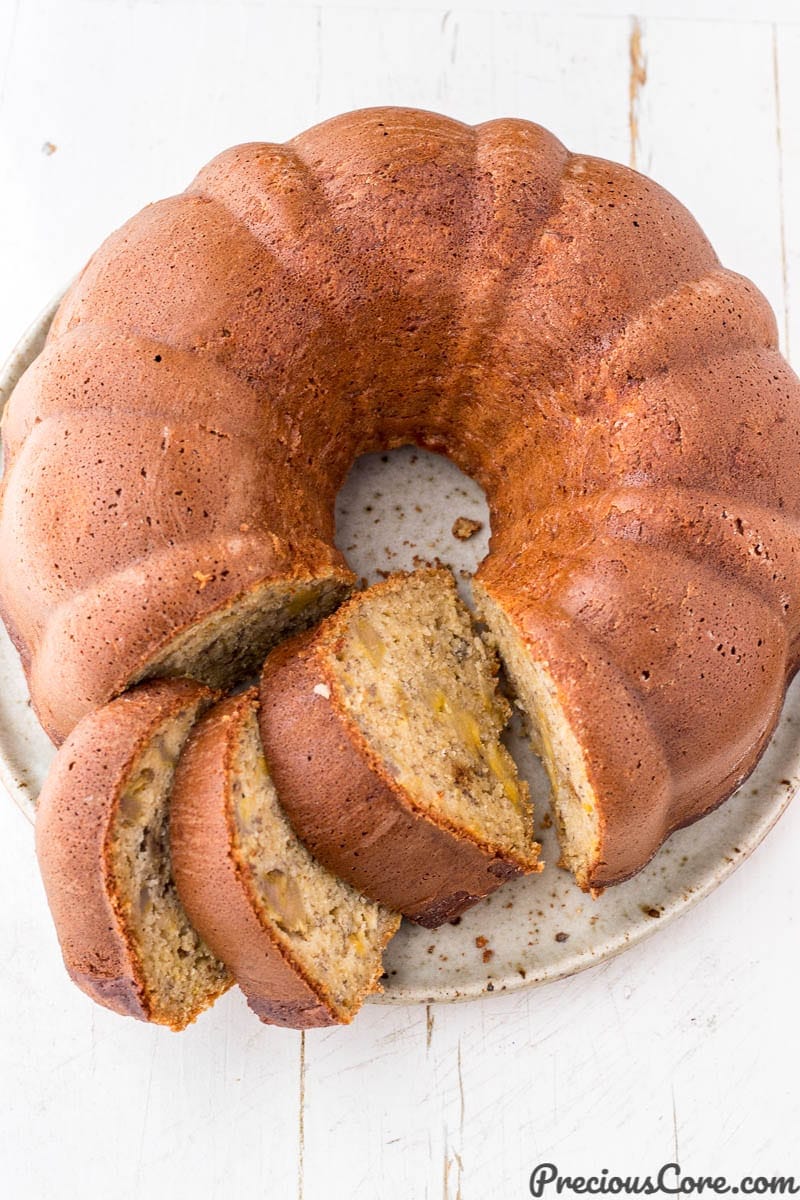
[258,568,541,928]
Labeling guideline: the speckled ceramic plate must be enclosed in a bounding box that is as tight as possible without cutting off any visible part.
[2,300,799,1004]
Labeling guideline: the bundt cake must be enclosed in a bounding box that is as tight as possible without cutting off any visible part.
[258,568,540,925]
[170,688,400,1027]
[4,106,800,892]
[35,679,231,1029]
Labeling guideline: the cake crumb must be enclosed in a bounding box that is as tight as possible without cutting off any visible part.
[452,516,483,540]
[482,948,494,963]
[312,683,331,700]
[192,570,215,590]
[475,935,488,949]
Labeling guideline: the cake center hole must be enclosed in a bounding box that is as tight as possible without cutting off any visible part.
[334,446,490,604]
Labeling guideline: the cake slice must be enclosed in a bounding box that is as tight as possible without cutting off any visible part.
[258,568,541,926]
[169,689,401,1028]
[472,586,605,891]
[35,679,231,1029]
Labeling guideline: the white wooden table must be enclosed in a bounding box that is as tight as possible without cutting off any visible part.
[2,1,800,1195]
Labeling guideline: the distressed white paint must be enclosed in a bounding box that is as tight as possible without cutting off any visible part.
[1,2,799,1198]
[775,22,800,361]
[637,18,787,344]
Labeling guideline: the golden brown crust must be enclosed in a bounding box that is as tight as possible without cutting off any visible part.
[169,689,393,1028]
[258,593,540,928]
[34,679,218,1024]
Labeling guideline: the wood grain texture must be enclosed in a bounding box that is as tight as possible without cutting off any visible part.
[1,1,799,1197]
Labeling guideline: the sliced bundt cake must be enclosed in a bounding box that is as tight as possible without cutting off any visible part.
[258,568,541,926]
[6,107,799,894]
[169,688,400,1028]
[35,679,231,1029]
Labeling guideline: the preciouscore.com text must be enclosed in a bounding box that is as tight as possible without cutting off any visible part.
[529,1165,800,1197]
